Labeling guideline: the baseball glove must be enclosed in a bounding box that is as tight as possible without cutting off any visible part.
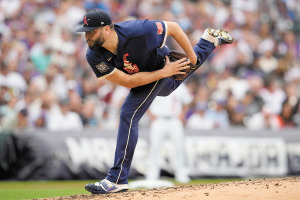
[168,51,200,80]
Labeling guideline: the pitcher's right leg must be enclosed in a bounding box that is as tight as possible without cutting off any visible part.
[183,28,234,80]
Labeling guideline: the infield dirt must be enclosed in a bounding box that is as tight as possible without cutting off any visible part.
[38,177,300,200]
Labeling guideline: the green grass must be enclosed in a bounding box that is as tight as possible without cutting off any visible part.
[0,178,242,200]
[0,180,90,200]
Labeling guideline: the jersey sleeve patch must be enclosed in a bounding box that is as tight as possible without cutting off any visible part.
[142,20,167,51]
[156,22,163,35]
[95,62,110,73]
[86,49,115,79]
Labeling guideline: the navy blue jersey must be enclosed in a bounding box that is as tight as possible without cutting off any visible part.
[86,19,169,80]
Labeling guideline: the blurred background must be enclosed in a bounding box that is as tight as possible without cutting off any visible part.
[0,0,300,181]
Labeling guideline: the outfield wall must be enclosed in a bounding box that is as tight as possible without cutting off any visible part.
[0,129,300,180]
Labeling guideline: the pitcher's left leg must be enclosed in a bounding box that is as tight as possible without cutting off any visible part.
[105,78,172,184]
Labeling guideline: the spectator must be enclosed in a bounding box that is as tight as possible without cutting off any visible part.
[34,90,58,129]
[246,106,278,130]
[225,93,246,126]
[186,102,214,130]
[206,99,230,129]
[80,98,99,128]
[29,40,52,74]
[46,98,83,131]
[258,77,286,114]
[0,61,27,97]
[241,90,264,117]
[258,48,278,75]
[272,97,299,129]
[0,93,18,132]
[16,108,29,131]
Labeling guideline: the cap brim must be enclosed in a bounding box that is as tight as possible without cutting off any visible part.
[76,26,100,32]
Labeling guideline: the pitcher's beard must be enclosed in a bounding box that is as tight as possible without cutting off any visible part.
[88,39,104,50]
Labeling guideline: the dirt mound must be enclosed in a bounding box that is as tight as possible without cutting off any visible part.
[38,177,300,200]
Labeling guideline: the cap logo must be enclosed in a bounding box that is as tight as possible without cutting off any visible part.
[84,16,89,25]
[101,22,104,25]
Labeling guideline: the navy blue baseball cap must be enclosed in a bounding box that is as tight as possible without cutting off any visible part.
[76,9,112,32]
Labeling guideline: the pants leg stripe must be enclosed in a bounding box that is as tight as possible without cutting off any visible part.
[116,80,160,183]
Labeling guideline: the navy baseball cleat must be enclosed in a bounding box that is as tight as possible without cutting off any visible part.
[85,179,129,194]
[202,28,234,46]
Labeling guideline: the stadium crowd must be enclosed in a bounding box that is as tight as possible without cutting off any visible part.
[0,0,300,132]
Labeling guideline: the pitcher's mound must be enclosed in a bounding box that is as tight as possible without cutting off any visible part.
[40,177,300,200]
